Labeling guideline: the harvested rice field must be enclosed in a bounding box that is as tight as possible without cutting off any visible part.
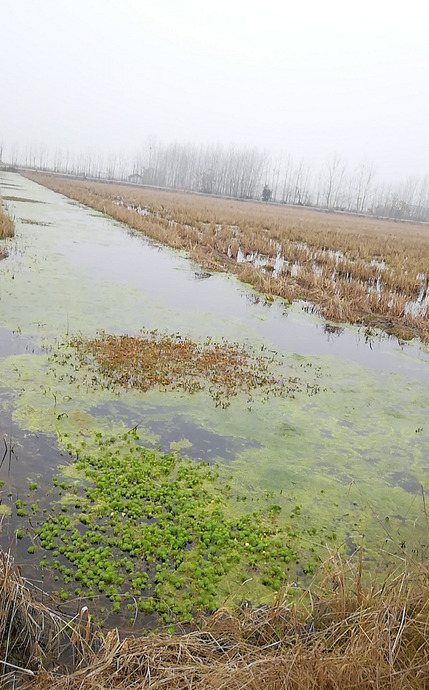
[24,172,429,341]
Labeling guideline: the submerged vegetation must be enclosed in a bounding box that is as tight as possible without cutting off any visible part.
[24,173,429,341]
[66,331,317,407]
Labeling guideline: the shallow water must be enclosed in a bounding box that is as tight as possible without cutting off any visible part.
[0,171,428,593]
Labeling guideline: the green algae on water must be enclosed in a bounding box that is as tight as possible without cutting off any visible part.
[2,335,428,574]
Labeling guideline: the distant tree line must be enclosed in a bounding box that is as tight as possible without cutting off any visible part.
[3,140,429,222]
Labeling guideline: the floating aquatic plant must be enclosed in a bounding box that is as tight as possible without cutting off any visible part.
[18,429,311,625]
[61,331,318,408]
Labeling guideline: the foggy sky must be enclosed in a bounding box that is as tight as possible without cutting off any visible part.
[1,0,428,182]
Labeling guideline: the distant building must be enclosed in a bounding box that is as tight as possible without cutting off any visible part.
[127,173,144,185]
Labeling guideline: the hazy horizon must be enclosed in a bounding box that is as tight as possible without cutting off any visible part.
[1,0,428,184]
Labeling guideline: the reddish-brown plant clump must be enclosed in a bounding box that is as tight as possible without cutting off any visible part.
[72,331,309,406]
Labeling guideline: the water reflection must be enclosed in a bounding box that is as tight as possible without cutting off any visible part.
[0,327,42,359]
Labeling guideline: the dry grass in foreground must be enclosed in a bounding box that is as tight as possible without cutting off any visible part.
[0,550,100,687]
[0,198,14,257]
[25,173,429,342]
[2,549,429,689]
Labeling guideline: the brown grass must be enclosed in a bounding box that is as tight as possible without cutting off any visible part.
[0,196,15,245]
[0,550,99,686]
[5,549,428,689]
[24,173,429,341]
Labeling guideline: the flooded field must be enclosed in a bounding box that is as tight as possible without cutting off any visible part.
[26,173,429,341]
[0,171,428,629]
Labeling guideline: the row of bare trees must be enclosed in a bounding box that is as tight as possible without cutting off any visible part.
[2,140,429,222]
[129,142,270,199]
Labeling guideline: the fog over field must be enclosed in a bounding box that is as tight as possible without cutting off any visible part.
[1,0,428,183]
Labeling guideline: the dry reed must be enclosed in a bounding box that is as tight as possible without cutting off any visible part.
[9,549,429,690]
[0,197,15,245]
[0,550,100,687]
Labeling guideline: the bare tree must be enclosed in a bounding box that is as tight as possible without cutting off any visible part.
[322,154,346,208]
[293,160,312,206]
[9,143,19,167]
[351,162,375,213]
